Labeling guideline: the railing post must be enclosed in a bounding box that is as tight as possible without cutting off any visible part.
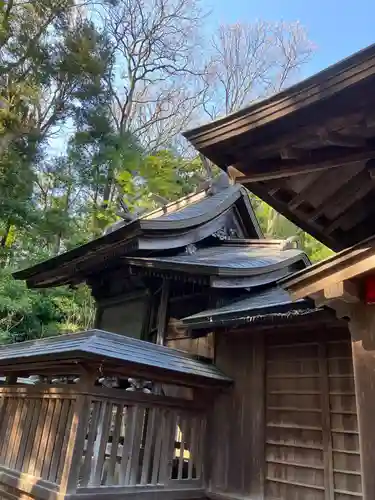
[59,371,96,495]
[59,394,90,495]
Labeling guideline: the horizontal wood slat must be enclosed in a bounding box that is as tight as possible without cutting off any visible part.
[265,336,362,500]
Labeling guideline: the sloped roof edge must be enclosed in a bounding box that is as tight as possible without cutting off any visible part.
[183,43,375,153]
[0,330,232,387]
[14,184,261,286]
[182,287,313,329]
[282,234,375,300]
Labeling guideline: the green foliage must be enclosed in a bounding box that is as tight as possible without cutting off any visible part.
[117,150,204,211]
[0,1,329,344]
[251,194,334,263]
[0,269,94,344]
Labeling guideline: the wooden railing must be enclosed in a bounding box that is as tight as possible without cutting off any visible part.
[0,387,74,485]
[78,394,206,489]
[0,385,207,499]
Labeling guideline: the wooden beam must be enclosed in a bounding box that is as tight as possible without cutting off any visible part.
[235,146,375,183]
[156,279,170,346]
[287,247,375,302]
[347,304,375,500]
[323,281,360,303]
[318,129,366,148]
[309,168,373,223]
[288,163,364,211]
[243,112,367,158]
[227,165,245,181]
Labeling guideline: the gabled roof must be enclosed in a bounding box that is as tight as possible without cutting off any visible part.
[184,44,375,250]
[14,183,261,288]
[0,330,232,388]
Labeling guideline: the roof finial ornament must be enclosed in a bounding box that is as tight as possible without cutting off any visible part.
[197,154,232,195]
[104,192,170,235]
[280,236,300,250]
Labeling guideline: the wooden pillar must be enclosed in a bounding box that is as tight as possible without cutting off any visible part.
[348,304,375,500]
[156,279,170,346]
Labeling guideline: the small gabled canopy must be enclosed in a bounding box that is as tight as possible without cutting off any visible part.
[125,243,309,281]
[13,184,261,288]
[184,44,375,250]
[182,287,315,330]
[0,330,232,388]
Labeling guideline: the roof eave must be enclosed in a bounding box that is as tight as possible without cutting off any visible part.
[282,235,375,300]
[183,43,375,155]
[183,300,317,330]
[13,221,142,282]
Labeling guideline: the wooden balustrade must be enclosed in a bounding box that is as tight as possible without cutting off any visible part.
[0,385,207,500]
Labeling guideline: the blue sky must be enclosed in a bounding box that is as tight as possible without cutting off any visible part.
[205,0,375,77]
[51,1,375,155]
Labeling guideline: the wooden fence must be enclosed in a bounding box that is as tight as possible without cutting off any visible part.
[0,385,207,500]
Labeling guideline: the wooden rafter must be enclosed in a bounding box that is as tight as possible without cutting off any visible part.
[317,129,366,148]
[235,145,375,183]
[309,169,373,223]
[287,163,364,211]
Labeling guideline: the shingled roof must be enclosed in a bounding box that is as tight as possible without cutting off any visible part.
[124,244,309,278]
[0,330,232,388]
[14,183,261,288]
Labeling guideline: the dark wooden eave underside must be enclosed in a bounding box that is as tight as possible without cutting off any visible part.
[184,44,375,250]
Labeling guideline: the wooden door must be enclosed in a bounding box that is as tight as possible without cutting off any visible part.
[265,332,362,500]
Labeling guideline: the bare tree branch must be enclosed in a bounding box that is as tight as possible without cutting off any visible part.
[101,0,207,149]
[201,20,314,119]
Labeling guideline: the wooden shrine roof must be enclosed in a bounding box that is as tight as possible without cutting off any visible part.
[0,330,232,388]
[182,287,314,329]
[14,183,260,288]
[125,243,309,279]
[184,44,375,250]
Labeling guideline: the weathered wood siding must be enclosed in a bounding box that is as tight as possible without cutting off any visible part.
[167,333,214,359]
[208,326,361,500]
[207,330,265,498]
[265,330,361,500]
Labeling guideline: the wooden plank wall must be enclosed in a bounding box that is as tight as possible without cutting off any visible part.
[208,326,362,500]
[265,329,361,500]
[207,330,265,498]
[167,333,214,359]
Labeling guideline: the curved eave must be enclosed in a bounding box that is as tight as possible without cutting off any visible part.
[140,185,241,230]
[124,250,309,278]
[13,223,142,283]
[15,211,240,288]
[13,185,261,288]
